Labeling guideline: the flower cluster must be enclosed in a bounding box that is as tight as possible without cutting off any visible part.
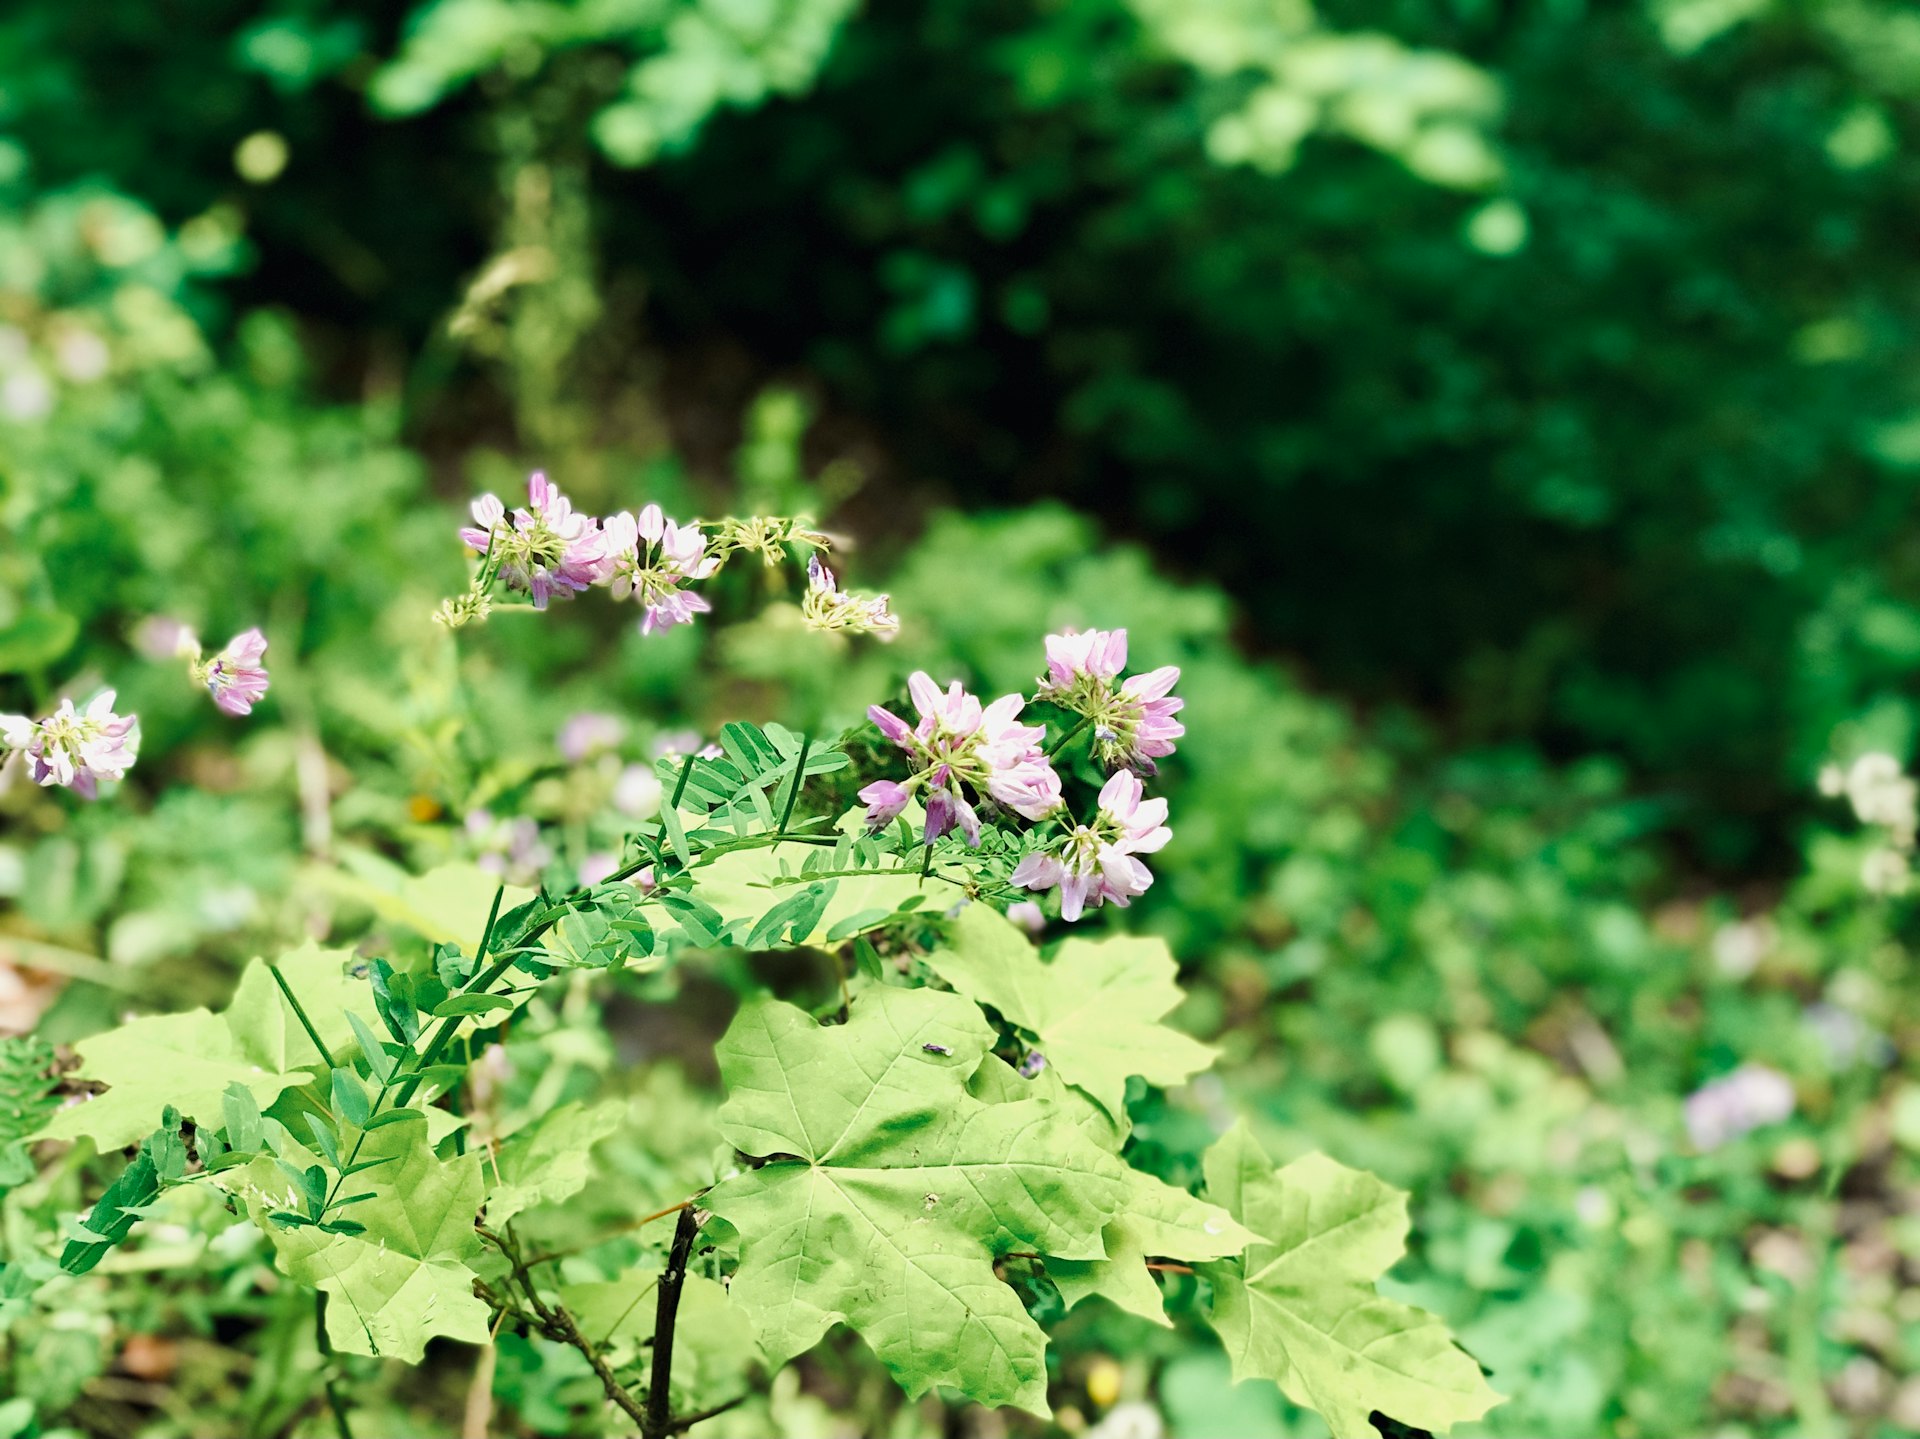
[1,691,140,798]
[444,472,885,643]
[1010,771,1171,921]
[861,625,1184,922]
[863,673,1062,844]
[459,472,607,609]
[1037,627,1184,774]
[802,556,899,640]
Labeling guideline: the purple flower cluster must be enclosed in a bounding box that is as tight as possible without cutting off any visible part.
[1010,770,1172,921]
[862,672,1063,845]
[859,626,1185,922]
[460,472,608,610]
[1038,627,1184,775]
[1,691,140,798]
[454,474,890,643]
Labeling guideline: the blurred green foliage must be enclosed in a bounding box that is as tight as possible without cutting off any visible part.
[3,0,1920,1435]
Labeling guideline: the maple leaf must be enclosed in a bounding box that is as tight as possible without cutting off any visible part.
[923,903,1216,1117]
[706,985,1129,1414]
[1198,1123,1503,1438]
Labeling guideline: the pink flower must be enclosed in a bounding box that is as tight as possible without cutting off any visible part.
[1010,771,1171,921]
[603,504,721,634]
[1,690,140,799]
[459,472,607,609]
[858,779,912,828]
[866,671,1062,842]
[202,627,270,716]
[1037,627,1185,774]
[802,555,899,640]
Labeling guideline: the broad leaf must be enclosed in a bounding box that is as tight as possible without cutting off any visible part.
[486,1099,625,1225]
[967,1054,1252,1325]
[706,986,1129,1414]
[317,856,533,952]
[223,943,382,1072]
[234,1111,490,1361]
[1198,1124,1502,1437]
[925,904,1216,1116]
[37,1007,306,1151]
[1049,1168,1254,1326]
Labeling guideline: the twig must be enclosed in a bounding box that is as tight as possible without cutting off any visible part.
[642,1205,702,1439]
[664,1394,748,1434]
[1145,1261,1195,1275]
[479,1223,649,1428]
[519,1199,693,1271]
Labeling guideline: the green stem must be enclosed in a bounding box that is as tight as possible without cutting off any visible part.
[269,963,339,1069]
[1045,714,1092,759]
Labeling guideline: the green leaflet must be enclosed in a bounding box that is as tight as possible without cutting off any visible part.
[561,1269,761,1413]
[233,1110,490,1362]
[485,1099,625,1226]
[924,903,1217,1117]
[686,841,928,945]
[1197,1124,1503,1438]
[706,986,1130,1415]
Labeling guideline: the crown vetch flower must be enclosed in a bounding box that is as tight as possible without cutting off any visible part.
[801,555,899,640]
[865,671,1062,843]
[602,503,721,634]
[1,690,140,798]
[1010,770,1171,921]
[1037,626,1185,774]
[198,627,270,716]
[459,471,607,609]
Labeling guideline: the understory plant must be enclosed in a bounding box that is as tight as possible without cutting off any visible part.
[4,477,1502,1438]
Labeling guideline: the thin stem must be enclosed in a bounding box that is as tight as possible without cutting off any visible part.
[665,1395,748,1434]
[479,1224,649,1428]
[270,963,339,1069]
[643,1205,702,1439]
[1045,714,1092,759]
[519,1200,693,1270]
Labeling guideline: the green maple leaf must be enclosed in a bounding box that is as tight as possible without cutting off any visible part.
[234,1110,490,1362]
[706,985,1130,1415]
[967,1054,1253,1325]
[923,903,1216,1117]
[37,1009,306,1151]
[1198,1124,1502,1438]
[486,1098,625,1226]
[34,948,378,1151]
